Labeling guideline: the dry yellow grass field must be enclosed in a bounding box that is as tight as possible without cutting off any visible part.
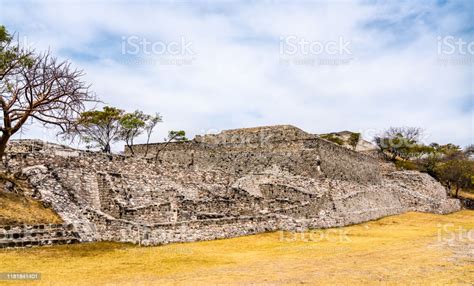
[0,211,473,285]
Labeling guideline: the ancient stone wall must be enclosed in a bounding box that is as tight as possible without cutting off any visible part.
[3,126,462,247]
[0,223,79,248]
[129,125,381,183]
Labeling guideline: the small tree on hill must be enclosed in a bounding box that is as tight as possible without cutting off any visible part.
[166,130,188,142]
[68,106,124,153]
[155,130,188,162]
[374,127,425,161]
[119,110,147,155]
[143,113,162,157]
[435,159,474,198]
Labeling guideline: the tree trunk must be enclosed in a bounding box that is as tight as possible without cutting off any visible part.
[155,141,169,162]
[155,135,177,163]
[0,134,11,165]
[127,142,135,156]
[104,143,111,154]
[144,134,151,157]
[455,186,459,198]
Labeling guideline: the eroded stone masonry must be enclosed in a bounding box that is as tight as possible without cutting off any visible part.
[4,125,461,246]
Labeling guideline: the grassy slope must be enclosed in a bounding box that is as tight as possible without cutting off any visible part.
[0,211,472,285]
[0,190,62,225]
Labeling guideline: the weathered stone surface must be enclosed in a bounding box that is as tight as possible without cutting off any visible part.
[0,223,79,248]
[4,125,461,246]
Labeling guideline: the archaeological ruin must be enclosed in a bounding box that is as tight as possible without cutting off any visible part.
[0,125,462,247]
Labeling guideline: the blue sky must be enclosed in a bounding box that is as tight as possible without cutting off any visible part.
[0,0,472,150]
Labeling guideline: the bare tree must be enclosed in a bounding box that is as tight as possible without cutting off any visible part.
[374,127,424,161]
[383,127,423,143]
[143,113,162,157]
[0,51,94,159]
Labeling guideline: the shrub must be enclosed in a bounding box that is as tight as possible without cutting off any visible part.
[394,160,419,171]
[320,134,344,146]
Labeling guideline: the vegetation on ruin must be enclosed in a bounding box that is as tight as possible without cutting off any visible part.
[66,106,163,155]
[374,127,428,161]
[320,131,360,149]
[0,190,62,225]
[0,174,61,225]
[153,130,189,161]
[0,211,472,285]
[141,112,162,157]
[348,132,360,150]
[68,106,124,153]
[320,134,344,145]
[166,130,188,142]
[375,126,474,198]
[0,26,164,158]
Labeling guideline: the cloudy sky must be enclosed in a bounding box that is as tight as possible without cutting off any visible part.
[1,0,472,150]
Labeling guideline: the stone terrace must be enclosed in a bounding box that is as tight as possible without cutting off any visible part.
[1,125,461,246]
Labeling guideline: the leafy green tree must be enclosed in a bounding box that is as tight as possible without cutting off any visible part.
[417,151,443,176]
[408,144,435,159]
[374,127,424,161]
[433,143,462,159]
[0,26,33,77]
[434,159,474,198]
[416,143,460,175]
[166,130,188,142]
[68,106,124,153]
[119,110,147,155]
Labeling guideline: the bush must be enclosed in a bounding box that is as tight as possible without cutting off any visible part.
[348,132,360,150]
[394,160,419,171]
[320,134,344,146]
